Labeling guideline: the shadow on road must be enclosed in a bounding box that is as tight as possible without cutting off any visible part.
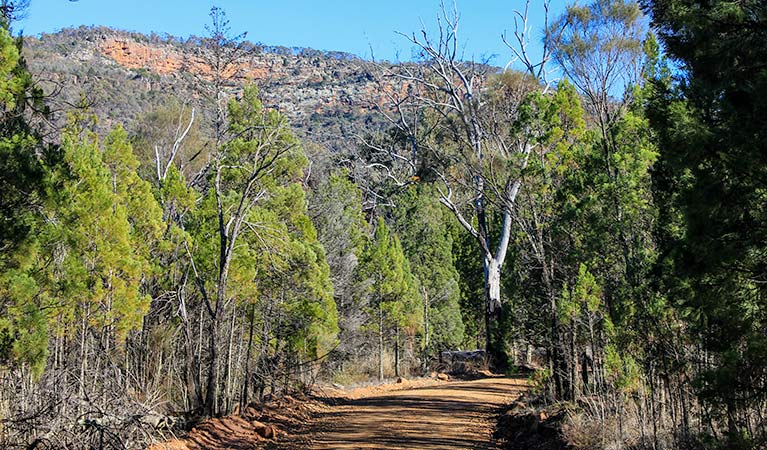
[269,376,528,450]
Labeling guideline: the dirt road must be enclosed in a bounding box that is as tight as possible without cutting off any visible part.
[271,377,527,450]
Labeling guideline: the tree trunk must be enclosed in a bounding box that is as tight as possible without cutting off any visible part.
[197,306,204,401]
[422,288,429,374]
[242,303,255,411]
[378,305,384,381]
[180,293,200,411]
[484,257,504,367]
[550,294,563,399]
[570,324,577,401]
[394,326,400,378]
[223,309,236,414]
[79,307,88,405]
[205,312,220,416]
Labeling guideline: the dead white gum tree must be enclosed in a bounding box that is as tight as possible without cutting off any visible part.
[365,0,558,364]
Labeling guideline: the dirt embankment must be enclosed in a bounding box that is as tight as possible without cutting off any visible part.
[148,395,327,450]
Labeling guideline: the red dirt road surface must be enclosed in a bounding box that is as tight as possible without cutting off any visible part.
[270,377,527,450]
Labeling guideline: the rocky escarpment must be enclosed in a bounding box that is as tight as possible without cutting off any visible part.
[23,26,392,150]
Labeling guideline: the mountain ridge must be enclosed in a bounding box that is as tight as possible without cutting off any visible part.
[23,25,391,150]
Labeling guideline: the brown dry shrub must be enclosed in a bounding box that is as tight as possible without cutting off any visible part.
[561,411,623,450]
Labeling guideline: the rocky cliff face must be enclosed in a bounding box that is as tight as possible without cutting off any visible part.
[23,26,391,150]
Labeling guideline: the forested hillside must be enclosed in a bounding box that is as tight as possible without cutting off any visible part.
[1,0,766,449]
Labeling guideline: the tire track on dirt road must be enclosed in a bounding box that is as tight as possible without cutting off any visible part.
[271,377,528,450]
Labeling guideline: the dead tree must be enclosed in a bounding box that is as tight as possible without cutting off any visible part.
[365,1,556,365]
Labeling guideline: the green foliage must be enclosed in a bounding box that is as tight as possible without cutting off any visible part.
[559,264,602,325]
[452,221,486,348]
[0,25,21,109]
[50,119,159,341]
[0,20,55,374]
[550,0,647,100]
[225,85,306,186]
[530,368,553,396]
[0,28,45,257]
[230,89,339,358]
[392,185,464,351]
[258,183,339,358]
[186,84,338,361]
[516,80,587,150]
[359,218,422,334]
[0,267,47,376]
[646,0,767,437]
[604,343,641,394]
[103,125,164,266]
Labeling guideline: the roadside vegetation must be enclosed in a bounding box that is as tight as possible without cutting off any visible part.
[1,0,765,449]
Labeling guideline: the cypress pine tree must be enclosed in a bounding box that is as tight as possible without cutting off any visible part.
[359,218,421,379]
[0,15,55,376]
[645,0,767,442]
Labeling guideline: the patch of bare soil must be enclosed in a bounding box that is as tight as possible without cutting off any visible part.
[318,374,453,400]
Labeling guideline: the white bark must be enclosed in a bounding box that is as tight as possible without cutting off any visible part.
[365,2,553,359]
[486,257,502,313]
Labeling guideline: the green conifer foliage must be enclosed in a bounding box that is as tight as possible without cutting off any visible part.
[257,183,338,359]
[0,21,54,375]
[645,0,767,440]
[51,119,160,342]
[392,185,464,358]
[359,218,421,378]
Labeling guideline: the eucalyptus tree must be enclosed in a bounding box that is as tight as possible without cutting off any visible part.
[367,2,557,363]
[549,0,653,316]
[549,0,647,133]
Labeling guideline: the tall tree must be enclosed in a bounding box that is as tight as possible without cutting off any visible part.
[548,0,659,396]
[550,0,647,131]
[549,0,652,317]
[510,79,589,398]
[392,185,464,370]
[308,170,370,371]
[359,218,421,380]
[189,83,305,415]
[239,181,338,406]
[0,13,56,376]
[644,0,767,442]
[46,118,163,399]
[368,4,556,364]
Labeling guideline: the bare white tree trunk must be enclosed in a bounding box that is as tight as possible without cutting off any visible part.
[366,2,552,365]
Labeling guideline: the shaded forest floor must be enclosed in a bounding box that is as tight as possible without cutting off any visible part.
[151,375,530,449]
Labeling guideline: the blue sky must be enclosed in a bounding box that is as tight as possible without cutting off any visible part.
[18,0,569,64]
